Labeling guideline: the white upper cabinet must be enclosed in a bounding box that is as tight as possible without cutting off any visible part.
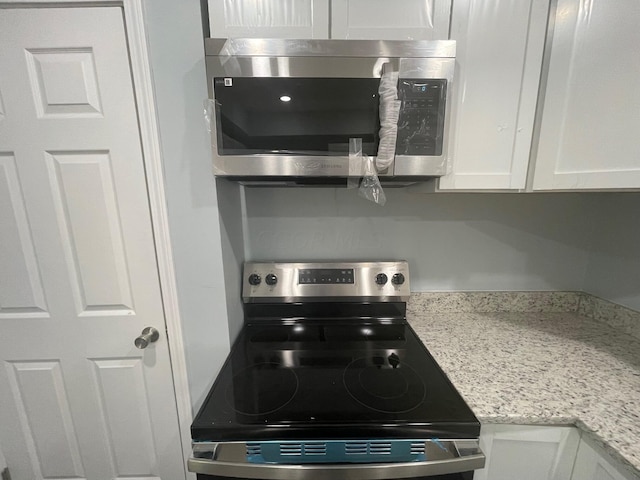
[438,0,549,190]
[330,0,451,40]
[532,0,640,190]
[207,0,450,40]
[208,0,330,39]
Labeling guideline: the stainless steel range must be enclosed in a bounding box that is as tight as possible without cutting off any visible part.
[189,261,485,479]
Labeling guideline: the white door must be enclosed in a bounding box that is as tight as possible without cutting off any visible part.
[0,7,185,480]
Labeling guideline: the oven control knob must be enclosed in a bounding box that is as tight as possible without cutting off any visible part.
[391,273,405,285]
[248,274,261,286]
[375,273,388,285]
[265,274,278,286]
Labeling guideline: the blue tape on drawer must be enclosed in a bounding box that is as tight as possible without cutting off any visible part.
[246,440,427,464]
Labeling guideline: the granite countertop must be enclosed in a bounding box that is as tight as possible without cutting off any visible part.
[407,293,640,477]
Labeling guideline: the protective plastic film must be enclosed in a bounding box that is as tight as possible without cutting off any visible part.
[377,71,401,171]
[347,138,363,190]
[204,98,224,172]
[349,138,386,206]
[204,98,215,134]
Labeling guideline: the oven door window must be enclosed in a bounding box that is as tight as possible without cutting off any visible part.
[213,77,380,156]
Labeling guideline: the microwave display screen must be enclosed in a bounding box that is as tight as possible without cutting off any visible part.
[214,77,381,156]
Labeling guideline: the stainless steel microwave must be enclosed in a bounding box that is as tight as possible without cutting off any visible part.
[205,38,455,184]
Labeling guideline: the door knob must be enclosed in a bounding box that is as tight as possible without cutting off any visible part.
[134,327,160,349]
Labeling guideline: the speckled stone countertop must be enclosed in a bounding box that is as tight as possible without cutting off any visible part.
[407,293,640,477]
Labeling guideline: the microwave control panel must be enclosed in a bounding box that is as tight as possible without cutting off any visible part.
[396,79,447,156]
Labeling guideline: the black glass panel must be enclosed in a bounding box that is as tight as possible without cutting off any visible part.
[192,322,479,442]
[214,77,380,155]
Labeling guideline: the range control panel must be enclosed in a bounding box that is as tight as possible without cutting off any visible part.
[243,261,410,303]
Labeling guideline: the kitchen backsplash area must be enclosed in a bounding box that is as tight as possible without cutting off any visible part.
[243,188,640,312]
[244,189,594,292]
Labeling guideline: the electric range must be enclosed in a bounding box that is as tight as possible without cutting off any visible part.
[188,261,485,480]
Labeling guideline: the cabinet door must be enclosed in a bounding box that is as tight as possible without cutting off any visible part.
[571,438,638,480]
[330,0,451,40]
[474,425,580,480]
[208,0,329,39]
[532,0,640,190]
[438,0,549,190]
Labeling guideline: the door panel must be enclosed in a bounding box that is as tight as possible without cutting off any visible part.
[91,359,159,478]
[25,48,103,118]
[46,150,134,315]
[0,154,48,317]
[0,7,185,480]
[6,360,85,479]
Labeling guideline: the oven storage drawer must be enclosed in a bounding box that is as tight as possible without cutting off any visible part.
[195,474,475,480]
[188,440,484,480]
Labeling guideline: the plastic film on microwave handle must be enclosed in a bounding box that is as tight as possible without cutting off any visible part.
[347,138,363,190]
[349,138,386,206]
[360,153,387,206]
[377,71,401,171]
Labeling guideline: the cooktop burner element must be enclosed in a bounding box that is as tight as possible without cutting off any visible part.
[344,357,426,413]
[225,362,299,415]
[189,261,484,479]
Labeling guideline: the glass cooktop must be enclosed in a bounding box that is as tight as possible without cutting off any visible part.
[191,321,479,442]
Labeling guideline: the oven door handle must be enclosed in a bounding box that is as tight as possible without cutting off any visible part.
[188,440,485,480]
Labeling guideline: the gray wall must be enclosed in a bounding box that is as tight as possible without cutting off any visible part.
[143,0,234,412]
[244,188,596,292]
[583,193,640,311]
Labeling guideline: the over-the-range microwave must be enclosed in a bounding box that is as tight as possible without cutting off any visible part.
[205,38,455,185]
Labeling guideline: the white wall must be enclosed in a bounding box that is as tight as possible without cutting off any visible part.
[583,193,640,311]
[143,0,233,411]
[244,188,595,292]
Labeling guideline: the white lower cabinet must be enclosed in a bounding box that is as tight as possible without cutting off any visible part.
[475,425,580,480]
[570,437,638,480]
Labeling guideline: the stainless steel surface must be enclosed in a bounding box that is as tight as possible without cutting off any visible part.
[134,327,159,349]
[242,261,410,303]
[188,439,485,479]
[206,39,455,180]
[205,57,401,87]
[205,38,456,58]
